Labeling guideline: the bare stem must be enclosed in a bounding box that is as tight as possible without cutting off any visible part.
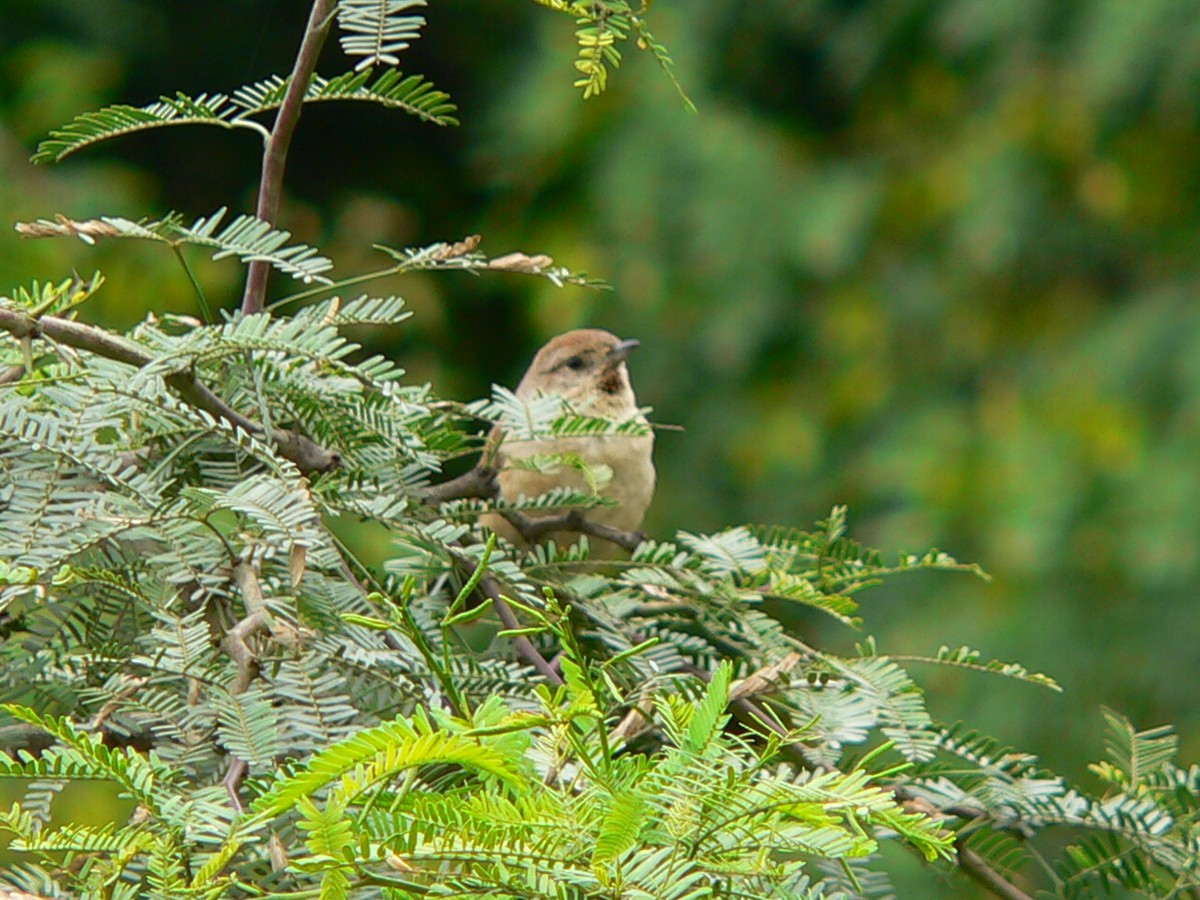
[0,362,27,385]
[956,838,1036,900]
[220,562,275,811]
[421,465,499,504]
[240,0,337,315]
[482,576,563,685]
[504,508,646,553]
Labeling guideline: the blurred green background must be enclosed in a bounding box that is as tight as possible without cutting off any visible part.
[3,0,1199,819]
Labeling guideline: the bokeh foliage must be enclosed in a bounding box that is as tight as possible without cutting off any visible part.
[3,0,1198,803]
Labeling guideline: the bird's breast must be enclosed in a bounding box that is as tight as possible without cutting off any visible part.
[498,431,655,532]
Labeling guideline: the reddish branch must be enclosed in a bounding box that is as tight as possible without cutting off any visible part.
[240,0,337,315]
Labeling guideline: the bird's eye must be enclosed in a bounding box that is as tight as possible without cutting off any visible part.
[564,356,585,371]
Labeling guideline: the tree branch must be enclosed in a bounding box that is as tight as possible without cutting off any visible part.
[89,677,150,731]
[611,652,806,747]
[0,307,339,475]
[0,887,55,900]
[610,695,656,746]
[421,465,498,504]
[503,508,646,553]
[729,651,803,702]
[241,0,337,314]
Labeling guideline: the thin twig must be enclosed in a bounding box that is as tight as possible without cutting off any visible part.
[956,837,1035,900]
[219,562,275,811]
[89,677,150,731]
[423,466,645,554]
[0,363,27,385]
[0,724,54,753]
[610,695,656,746]
[0,307,339,475]
[482,576,563,685]
[729,651,803,702]
[241,0,337,314]
[224,608,272,694]
[0,887,55,900]
[222,758,250,811]
[894,786,987,829]
[609,653,805,748]
[421,464,636,685]
[335,554,410,654]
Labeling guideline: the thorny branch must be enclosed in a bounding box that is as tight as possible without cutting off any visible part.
[0,313,1034,900]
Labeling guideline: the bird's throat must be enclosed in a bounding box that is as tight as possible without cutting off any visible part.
[598,369,624,395]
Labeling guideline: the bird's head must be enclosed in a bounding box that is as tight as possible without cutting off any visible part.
[516,328,642,415]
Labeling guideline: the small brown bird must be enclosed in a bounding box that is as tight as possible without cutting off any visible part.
[480,329,655,556]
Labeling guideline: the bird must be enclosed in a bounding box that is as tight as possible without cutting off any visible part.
[479,329,655,557]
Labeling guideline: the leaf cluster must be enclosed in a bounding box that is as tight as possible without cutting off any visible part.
[1,3,1197,900]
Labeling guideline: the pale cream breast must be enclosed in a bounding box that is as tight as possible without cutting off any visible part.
[497,430,655,532]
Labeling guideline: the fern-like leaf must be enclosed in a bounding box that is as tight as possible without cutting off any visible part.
[250,719,524,818]
[683,661,732,754]
[1096,707,1179,790]
[30,93,242,164]
[234,70,458,126]
[16,209,334,284]
[886,645,1062,692]
[337,0,428,70]
[179,208,334,283]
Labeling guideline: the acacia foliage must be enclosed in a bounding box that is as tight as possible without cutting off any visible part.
[1,3,1198,898]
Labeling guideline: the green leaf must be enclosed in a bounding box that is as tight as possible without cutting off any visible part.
[336,0,427,70]
[684,661,732,754]
[594,788,648,863]
[250,719,525,819]
[1098,706,1178,788]
[31,92,242,164]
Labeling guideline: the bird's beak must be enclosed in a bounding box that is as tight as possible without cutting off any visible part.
[605,338,641,367]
